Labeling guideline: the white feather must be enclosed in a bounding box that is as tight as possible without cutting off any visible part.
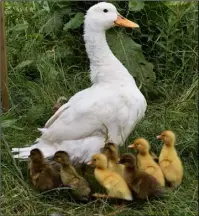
[12,2,147,163]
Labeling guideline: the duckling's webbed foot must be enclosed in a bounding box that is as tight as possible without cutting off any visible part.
[92,193,110,199]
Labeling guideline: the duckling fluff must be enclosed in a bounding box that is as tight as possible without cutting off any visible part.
[157,130,183,187]
[28,148,62,192]
[101,142,124,177]
[129,138,165,186]
[87,153,132,201]
[12,2,146,163]
[53,151,91,199]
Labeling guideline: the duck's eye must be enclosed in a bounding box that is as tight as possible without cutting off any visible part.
[103,9,108,13]
[93,159,97,162]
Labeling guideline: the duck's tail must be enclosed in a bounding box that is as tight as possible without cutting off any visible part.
[12,136,106,163]
[12,138,59,159]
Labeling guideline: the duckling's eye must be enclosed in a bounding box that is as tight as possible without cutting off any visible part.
[103,9,108,13]
[93,159,97,162]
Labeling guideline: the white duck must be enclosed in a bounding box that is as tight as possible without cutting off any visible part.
[12,2,147,163]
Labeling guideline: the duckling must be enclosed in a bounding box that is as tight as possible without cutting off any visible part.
[87,153,132,201]
[53,151,91,200]
[136,151,159,163]
[128,138,165,186]
[53,96,68,114]
[28,148,62,192]
[118,153,164,199]
[157,130,183,188]
[101,142,124,177]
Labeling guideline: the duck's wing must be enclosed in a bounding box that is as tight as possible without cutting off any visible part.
[45,102,70,128]
[40,87,123,142]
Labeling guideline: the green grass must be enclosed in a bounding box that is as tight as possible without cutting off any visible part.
[2,1,198,216]
[2,92,198,216]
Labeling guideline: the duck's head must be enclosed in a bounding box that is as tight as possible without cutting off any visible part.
[53,151,70,165]
[85,2,139,31]
[118,153,136,169]
[128,138,150,154]
[29,148,44,162]
[87,153,107,169]
[156,130,176,146]
[101,142,118,160]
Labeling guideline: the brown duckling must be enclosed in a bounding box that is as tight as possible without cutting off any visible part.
[53,151,91,200]
[28,148,62,192]
[128,138,165,186]
[101,142,124,177]
[53,96,68,114]
[87,153,132,201]
[157,130,183,188]
[118,153,164,200]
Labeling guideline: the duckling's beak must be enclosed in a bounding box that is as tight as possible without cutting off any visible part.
[87,161,93,165]
[114,14,139,28]
[156,135,161,140]
[128,143,135,148]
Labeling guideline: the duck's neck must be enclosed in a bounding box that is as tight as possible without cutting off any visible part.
[138,150,148,156]
[125,166,136,175]
[107,153,119,164]
[163,141,175,149]
[31,161,45,173]
[61,164,80,178]
[164,140,175,148]
[84,27,133,84]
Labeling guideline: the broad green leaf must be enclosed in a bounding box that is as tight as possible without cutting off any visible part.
[107,30,156,92]
[9,23,29,32]
[43,10,64,34]
[129,0,145,12]
[41,1,50,13]
[1,119,17,128]
[15,60,33,69]
[1,119,22,130]
[164,1,190,7]
[63,12,84,31]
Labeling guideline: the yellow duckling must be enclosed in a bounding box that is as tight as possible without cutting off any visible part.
[87,153,132,201]
[157,130,183,188]
[101,142,124,177]
[128,138,165,186]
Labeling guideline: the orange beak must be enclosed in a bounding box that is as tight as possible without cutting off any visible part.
[128,143,135,148]
[87,160,93,165]
[114,15,139,28]
[156,135,161,140]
